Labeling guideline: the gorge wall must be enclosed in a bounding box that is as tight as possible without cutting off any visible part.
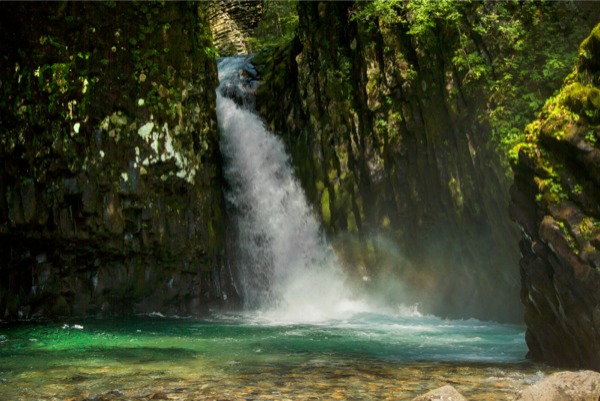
[254,1,599,322]
[0,2,236,319]
[208,0,263,57]
[510,25,600,369]
[2,1,599,376]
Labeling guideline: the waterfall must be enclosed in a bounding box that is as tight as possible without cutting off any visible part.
[217,56,367,322]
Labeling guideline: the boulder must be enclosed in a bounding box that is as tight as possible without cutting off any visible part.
[515,370,600,401]
[411,385,468,401]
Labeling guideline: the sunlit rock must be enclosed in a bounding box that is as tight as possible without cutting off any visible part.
[510,24,600,369]
[411,385,467,401]
[515,371,600,401]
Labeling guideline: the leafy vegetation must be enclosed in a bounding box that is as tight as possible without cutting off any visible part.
[247,1,298,52]
[511,22,600,270]
[350,0,593,171]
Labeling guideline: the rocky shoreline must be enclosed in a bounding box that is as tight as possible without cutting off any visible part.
[14,368,593,401]
[416,371,600,401]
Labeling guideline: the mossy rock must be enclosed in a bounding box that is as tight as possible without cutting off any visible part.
[564,82,600,119]
[579,24,600,76]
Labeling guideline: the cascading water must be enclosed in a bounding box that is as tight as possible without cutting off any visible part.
[217,56,367,322]
[0,59,537,401]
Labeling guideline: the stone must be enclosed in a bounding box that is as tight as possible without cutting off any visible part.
[150,391,170,400]
[255,1,526,323]
[411,385,468,401]
[515,370,600,401]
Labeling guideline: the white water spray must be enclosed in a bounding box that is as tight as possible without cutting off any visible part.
[217,56,369,323]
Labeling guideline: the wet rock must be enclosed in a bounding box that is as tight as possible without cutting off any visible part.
[411,385,468,401]
[510,24,600,369]
[515,371,600,401]
[150,391,170,400]
[255,1,525,322]
[0,2,236,320]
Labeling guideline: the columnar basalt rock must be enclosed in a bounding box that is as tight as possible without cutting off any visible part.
[0,2,237,319]
[510,24,600,369]
[411,385,467,401]
[208,0,263,56]
[255,1,523,321]
[254,2,599,324]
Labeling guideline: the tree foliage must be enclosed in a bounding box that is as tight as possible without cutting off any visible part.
[351,0,593,171]
[247,1,298,52]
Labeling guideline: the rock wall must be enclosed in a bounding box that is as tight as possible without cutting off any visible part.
[254,1,598,322]
[208,0,263,56]
[510,25,600,369]
[255,1,513,321]
[0,2,237,319]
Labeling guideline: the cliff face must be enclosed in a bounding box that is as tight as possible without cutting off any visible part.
[208,0,263,56]
[254,2,597,322]
[255,1,517,321]
[510,25,600,369]
[0,2,236,319]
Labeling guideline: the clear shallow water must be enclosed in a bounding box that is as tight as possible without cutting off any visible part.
[0,313,552,400]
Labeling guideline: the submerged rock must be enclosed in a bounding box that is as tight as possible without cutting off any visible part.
[515,371,600,401]
[411,385,467,401]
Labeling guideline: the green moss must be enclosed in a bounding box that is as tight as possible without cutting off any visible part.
[509,142,535,164]
[579,217,597,241]
[564,82,600,119]
[347,210,358,233]
[579,24,600,74]
[556,219,578,253]
[320,188,331,226]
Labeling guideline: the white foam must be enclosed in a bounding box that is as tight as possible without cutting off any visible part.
[218,92,370,323]
[217,56,374,323]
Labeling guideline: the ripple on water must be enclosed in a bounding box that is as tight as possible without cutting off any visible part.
[0,316,550,400]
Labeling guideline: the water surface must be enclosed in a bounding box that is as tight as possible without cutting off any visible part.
[0,55,552,401]
[0,313,551,400]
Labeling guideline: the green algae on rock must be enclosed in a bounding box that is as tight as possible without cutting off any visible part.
[0,2,236,319]
[510,23,600,369]
[253,1,599,323]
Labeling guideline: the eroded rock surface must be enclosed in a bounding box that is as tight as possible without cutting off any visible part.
[515,371,600,401]
[0,2,237,319]
[208,0,263,56]
[411,385,468,401]
[253,2,599,322]
[510,24,600,368]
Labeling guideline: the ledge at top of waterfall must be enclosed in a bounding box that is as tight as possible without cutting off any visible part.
[217,55,260,109]
[216,56,372,324]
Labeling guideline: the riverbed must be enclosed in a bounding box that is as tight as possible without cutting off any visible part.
[0,313,552,400]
